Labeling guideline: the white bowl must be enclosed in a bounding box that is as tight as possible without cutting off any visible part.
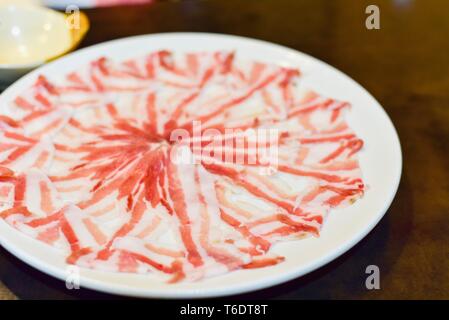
[0,3,89,87]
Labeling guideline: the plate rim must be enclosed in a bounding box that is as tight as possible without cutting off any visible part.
[0,32,402,298]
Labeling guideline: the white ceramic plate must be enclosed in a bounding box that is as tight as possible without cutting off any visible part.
[0,33,402,298]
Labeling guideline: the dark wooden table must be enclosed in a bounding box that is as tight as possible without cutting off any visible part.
[1,0,448,300]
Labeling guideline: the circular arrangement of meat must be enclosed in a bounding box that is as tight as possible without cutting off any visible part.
[0,51,364,282]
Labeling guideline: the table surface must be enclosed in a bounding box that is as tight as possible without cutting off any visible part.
[1,0,448,300]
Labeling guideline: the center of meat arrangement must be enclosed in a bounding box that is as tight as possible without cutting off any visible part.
[0,51,365,282]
